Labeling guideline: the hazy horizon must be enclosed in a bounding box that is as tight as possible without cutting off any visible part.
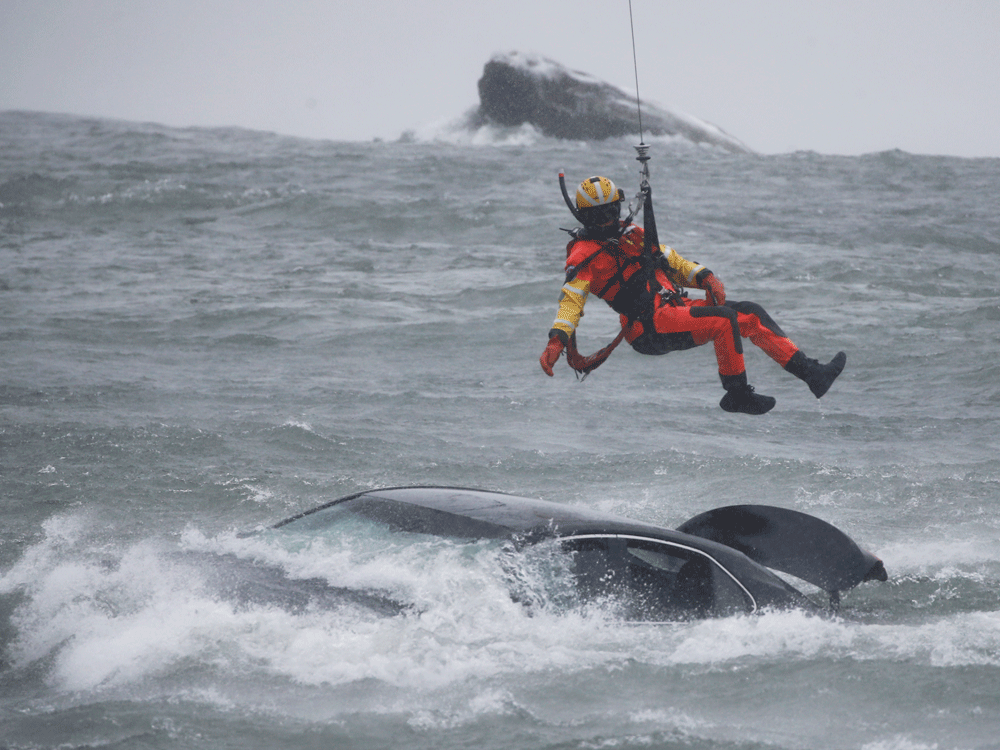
[2,0,999,158]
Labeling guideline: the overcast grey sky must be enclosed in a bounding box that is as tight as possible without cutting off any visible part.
[3,0,998,156]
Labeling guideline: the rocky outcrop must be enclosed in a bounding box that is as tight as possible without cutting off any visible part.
[474,52,751,153]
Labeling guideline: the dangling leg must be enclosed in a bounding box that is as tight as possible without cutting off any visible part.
[681,305,775,415]
[631,304,776,414]
[726,301,847,399]
[783,350,847,398]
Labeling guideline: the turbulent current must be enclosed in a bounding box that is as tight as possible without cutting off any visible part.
[2,110,1000,750]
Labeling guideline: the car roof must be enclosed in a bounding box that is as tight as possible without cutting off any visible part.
[278,486,685,539]
[279,485,752,561]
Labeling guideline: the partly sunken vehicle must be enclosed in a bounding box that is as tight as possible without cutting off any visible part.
[272,486,887,620]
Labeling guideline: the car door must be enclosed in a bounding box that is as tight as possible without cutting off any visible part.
[560,534,756,620]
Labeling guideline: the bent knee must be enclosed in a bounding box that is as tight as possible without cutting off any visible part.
[726,300,766,318]
[690,305,738,322]
[726,300,786,337]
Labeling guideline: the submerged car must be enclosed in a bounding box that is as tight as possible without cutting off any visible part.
[270,486,887,620]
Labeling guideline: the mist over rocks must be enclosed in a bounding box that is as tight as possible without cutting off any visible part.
[474,51,751,153]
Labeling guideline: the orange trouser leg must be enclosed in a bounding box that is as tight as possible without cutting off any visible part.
[727,300,799,366]
[638,300,799,379]
[652,303,746,377]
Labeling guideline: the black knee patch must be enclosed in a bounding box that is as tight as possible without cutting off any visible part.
[689,305,743,355]
[726,301,787,338]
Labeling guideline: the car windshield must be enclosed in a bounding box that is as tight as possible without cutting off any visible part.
[274,496,511,541]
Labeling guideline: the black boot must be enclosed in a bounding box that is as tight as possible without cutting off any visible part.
[719,372,776,415]
[784,351,847,398]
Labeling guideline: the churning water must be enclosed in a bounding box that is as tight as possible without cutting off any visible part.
[2,110,1000,749]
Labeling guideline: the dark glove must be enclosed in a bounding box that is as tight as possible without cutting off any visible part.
[703,273,726,306]
[539,335,566,376]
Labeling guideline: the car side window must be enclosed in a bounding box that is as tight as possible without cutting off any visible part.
[560,536,754,620]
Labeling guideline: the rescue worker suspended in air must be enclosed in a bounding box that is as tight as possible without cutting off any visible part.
[539,175,846,415]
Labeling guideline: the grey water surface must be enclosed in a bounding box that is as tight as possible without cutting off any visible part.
[2,110,1000,750]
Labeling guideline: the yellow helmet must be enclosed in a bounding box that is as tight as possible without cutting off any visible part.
[575,176,625,230]
[575,176,623,210]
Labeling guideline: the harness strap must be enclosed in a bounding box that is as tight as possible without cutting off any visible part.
[593,245,645,301]
[567,234,667,320]
[566,329,627,380]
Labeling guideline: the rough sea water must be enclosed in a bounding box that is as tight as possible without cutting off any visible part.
[2,109,1000,750]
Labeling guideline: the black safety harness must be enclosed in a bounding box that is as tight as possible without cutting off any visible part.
[562,227,684,324]
[559,170,683,315]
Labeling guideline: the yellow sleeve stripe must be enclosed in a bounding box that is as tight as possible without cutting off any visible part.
[662,246,706,288]
[687,264,706,283]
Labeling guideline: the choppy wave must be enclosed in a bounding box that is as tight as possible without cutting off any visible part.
[4,506,999,706]
[399,108,728,152]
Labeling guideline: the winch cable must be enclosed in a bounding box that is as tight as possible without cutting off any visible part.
[629,0,645,146]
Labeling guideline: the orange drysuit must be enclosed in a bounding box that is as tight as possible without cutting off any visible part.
[549,223,799,387]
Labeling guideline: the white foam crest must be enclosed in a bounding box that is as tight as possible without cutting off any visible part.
[640,609,857,665]
[3,527,421,691]
[861,736,942,750]
[173,528,619,686]
[180,526,505,604]
[10,516,1000,697]
[281,418,314,433]
[0,513,90,594]
[405,119,544,147]
[184,538,616,688]
[866,611,1000,668]
[50,592,244,691]
[626,607,1000,670]
[397,104,707,151]
[4,536,239,689]
[878,535,1000,578]
[627,707,710,735]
